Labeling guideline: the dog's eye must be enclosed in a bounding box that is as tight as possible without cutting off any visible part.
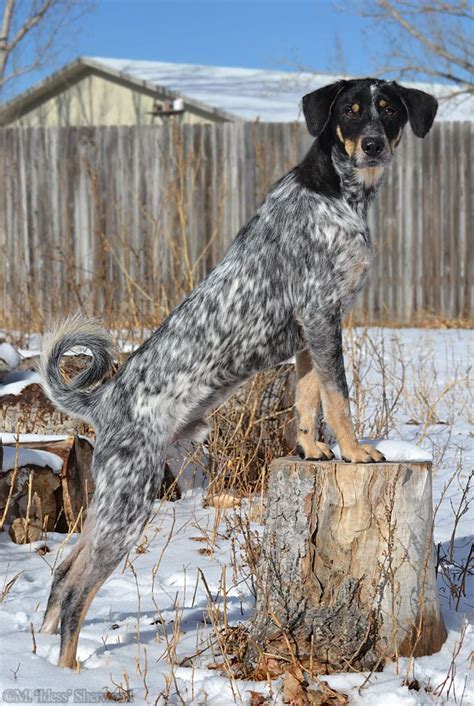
[383,105,397,117]
[345,104,360,117]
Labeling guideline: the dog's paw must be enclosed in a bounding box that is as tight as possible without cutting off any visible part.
[296,441,335,461]
[342,444,386,463]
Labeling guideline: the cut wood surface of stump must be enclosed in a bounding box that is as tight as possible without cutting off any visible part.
[247,457,446,673]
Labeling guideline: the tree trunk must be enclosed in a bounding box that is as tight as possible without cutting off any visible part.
[246,457,446,673]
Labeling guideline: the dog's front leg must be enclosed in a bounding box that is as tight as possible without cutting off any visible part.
[301,310,385,464]
[295,350,334,460]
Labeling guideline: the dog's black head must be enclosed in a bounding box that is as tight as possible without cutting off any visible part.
[302,78,438,170]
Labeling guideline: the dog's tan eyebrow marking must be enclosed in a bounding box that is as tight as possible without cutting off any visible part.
[379,99,387,108]
[351,103,360,113]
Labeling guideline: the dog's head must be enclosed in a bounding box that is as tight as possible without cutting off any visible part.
[302,78,438,169]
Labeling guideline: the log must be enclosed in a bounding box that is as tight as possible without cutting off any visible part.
[0,381,92,435]
[1,436,183,542]
[247,457,446,673]
[0,354,96,435]
[1,436,95,536]
[9,493,44,543]
[59,435,95,528]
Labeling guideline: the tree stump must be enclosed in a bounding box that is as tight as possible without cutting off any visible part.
[246,457,447,673]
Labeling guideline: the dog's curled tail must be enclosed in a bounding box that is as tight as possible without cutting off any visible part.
[39,315,114,422]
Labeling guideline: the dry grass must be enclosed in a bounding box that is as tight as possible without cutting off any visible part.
[346,311,474,330]
[199,365,294,499]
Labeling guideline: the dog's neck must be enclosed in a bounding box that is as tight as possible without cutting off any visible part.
[295,139,386,218]
[331,147,385,217]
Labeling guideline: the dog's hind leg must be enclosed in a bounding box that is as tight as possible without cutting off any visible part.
[57,543,115,669]
[295,350,334,461]
[41,538,86,635]
[55,433,166,668]
[40,512,96,635]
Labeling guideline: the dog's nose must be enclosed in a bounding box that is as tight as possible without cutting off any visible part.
[361,136,385,157]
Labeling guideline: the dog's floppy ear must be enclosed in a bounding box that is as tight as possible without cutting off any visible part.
[302,81,347,138]
[393,83,438,138]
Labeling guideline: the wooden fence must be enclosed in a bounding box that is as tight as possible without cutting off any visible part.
[0,121,472,326]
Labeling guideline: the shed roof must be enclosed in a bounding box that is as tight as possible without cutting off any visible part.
[96,57,473,122]
[1,55,472,125]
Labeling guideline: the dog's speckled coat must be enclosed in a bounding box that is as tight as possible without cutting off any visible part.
[39,78,437,668]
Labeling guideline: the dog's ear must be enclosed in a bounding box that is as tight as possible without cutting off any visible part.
[302,81,347,138]
[392,83,438,138]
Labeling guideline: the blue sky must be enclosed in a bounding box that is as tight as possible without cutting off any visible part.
[80,0,373,73]
[9,0,388,97]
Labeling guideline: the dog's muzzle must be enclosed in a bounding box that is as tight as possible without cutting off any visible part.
[357,133,391,167]
[361,135,385,158]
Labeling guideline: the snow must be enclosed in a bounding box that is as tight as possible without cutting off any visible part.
[0,370,42,397]
[1,433,68,444]
[0,494,472,705]
[2,446,64,473]
[332,438,432,462]
[18,349,41,359]
[0,327,472,704]
[0,343,21,370]
[91,57,474,123]
[373,439,432,462]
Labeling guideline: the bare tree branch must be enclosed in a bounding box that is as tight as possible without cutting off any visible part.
[6,0,55,57]
[345,0,473,96]
[0,0,16,76]
[378,0,473,74]
[0,0,94,95]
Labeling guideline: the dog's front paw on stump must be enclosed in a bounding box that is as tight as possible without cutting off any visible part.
[296,440,335,461]
[342,444,385,463]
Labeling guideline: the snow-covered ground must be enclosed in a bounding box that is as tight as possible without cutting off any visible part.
[0,328,472,705]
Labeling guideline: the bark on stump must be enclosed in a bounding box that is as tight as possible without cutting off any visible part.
[247,457,446,673]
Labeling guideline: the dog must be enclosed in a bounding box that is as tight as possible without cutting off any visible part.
[39,78,437,668]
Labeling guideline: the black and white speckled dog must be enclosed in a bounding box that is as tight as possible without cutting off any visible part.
[39,78,437,668]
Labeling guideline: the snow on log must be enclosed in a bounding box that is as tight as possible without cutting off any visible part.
[246,457,446,673]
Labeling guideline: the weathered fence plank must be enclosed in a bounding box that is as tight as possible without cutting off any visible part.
[0,122,471,326]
